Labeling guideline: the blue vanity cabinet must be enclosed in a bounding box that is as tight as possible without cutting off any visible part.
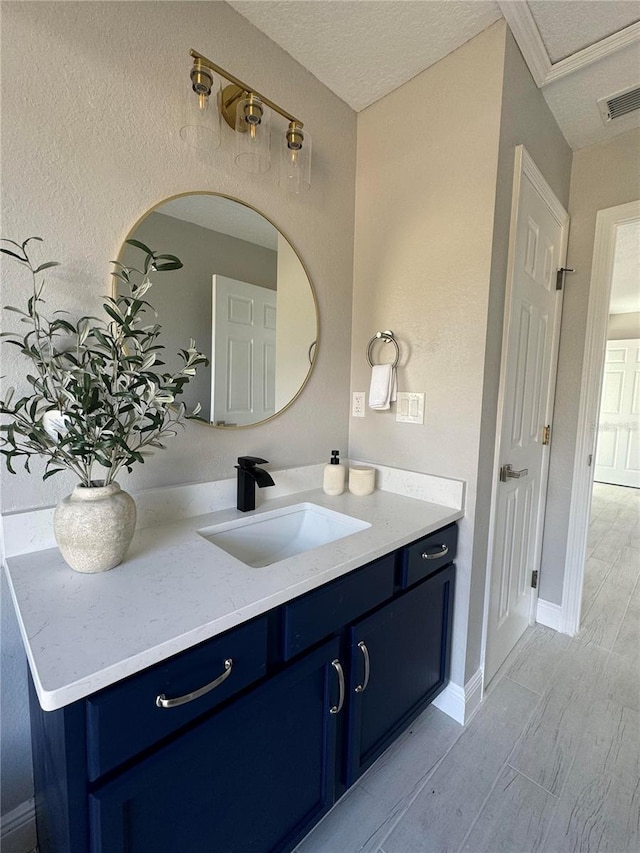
[89,637,340,853]
[28,521,458,853]
[345,562,455,786]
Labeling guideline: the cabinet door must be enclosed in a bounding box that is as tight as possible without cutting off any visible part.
[345,564,455,787]
[90,638,341,853]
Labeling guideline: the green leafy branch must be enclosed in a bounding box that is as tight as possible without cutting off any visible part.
[0,237,208,486]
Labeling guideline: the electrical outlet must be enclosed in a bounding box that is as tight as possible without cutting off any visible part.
[352,391,365,417]
[396,392,425,424]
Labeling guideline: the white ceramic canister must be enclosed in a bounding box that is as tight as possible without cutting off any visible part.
[53,481,136,573]
[348,466,375,496]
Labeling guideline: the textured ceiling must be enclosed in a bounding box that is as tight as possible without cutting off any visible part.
[541,42,640,150]
[226,0,640,150]
[227,0,501,112]
[529,0,640,63]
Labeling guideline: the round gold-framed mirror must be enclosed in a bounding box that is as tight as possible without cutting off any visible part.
[117,192,318,428]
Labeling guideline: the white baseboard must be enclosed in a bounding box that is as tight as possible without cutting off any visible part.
[1,798,36,853]
[536,597,562,631]
[432,667,483,725]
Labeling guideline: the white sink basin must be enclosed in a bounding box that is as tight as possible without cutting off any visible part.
[198,502,371,568]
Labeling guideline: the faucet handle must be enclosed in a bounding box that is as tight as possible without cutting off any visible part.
[237,456,269,469]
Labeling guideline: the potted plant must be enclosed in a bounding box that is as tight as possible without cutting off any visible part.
[0,237,207,573]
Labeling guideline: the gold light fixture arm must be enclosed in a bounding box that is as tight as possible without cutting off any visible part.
[190,49,303,129]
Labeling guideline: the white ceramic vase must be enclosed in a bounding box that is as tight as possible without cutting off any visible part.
[53,481,136,573]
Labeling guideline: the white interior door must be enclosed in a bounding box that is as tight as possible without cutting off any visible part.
[485,147,569,685]
[594,338,640,487]
[211,275,277,426]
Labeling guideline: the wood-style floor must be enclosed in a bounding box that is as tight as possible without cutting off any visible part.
[295,482,640,853]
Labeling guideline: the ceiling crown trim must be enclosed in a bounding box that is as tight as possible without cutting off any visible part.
[498,1,640,88]
[497,1,550,85]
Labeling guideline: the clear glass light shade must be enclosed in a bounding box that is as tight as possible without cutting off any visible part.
[279,128,312,193]
[234,95,271,174]
[179,76,222,151]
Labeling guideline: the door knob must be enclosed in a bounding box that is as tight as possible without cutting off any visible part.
[499,464,529,482]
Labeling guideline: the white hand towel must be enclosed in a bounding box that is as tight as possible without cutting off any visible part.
[368,364,397,410]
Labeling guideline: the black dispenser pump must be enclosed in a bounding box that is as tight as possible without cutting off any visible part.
[330,450,340,465]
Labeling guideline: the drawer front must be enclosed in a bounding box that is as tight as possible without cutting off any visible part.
[86,615,268,780]
[282,554,396,661]
[400,523,457,588]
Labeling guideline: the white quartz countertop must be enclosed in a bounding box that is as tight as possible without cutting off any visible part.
[5,488,462,711]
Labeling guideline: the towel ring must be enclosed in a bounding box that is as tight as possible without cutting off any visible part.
[367,330,400,368]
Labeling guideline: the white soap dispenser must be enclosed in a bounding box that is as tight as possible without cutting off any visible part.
[323,450,345,495]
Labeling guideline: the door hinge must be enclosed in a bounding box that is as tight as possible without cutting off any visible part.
[587,453,593,467]
[556,267,575,290]
[542,424,551,445]
[531,570,538,589]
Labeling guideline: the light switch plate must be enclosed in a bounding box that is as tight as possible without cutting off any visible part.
[396,392,425,424]
[352,391,365,417]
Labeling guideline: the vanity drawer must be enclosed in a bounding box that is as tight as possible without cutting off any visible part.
[86,615,268,780]
[281,554,396,661]
[400,523,458,588]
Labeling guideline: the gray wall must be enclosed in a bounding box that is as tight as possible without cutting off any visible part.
[122,212,278,416]
[540,128,640,605]
[351,22,507,689]
[0,0,356,514]
[608,312,640,340]
[350,20,571,687]
[0,0,356,820]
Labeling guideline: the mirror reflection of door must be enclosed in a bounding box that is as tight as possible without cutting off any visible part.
[119,193,317,428]
[212,275,277,426]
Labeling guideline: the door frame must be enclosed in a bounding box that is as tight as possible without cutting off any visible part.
[481,145,570,680]
[561,199,640,635]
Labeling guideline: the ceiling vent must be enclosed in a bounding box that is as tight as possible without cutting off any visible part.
[598,85,640,124]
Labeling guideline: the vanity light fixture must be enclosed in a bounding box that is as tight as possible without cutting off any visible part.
[183,49,311,191]
[280,120,311,194]
[180,61,222,152]
[234,92,271,175]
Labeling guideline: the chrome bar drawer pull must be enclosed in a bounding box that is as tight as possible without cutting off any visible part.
[155,658,233,709]
[422,544,449,560]
[499,464,529,482]
[329,659,345,715]
[354,641,370,693]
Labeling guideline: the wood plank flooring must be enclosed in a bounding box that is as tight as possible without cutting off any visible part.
[295,483,640,853]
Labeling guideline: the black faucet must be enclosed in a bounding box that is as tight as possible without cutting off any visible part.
[235,456,275,512]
